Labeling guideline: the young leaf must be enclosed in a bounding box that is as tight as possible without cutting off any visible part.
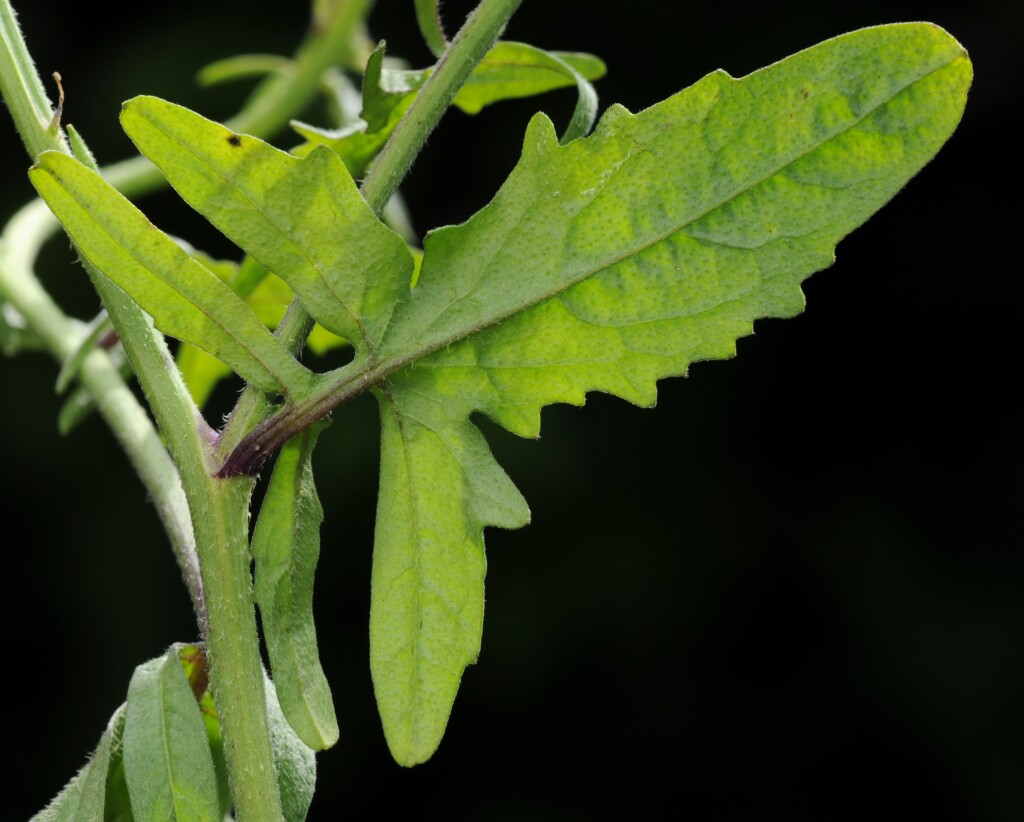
[120,96,414,361]
[54,312,112,394]
[365,41,603,137]
[252,421,339,751]
[30,706,125,822]
[356,23,971,764]
[291,42,605,166]
[29,153,313,398]
[123,646,221,822]
[414,0,447,57]
[197,53,296,87]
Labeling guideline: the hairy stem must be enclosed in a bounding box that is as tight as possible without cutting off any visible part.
[0,200,203,615]
[1,2,376,818]
[0,0,65,156]
[361,0,523,214]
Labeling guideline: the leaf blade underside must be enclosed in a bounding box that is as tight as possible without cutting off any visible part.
[252,422,339,751]
[366,23,971,765]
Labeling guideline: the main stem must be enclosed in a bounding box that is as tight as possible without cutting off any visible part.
[1,2,373,818]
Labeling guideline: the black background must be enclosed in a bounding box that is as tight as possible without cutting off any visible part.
[2,1,1020,819]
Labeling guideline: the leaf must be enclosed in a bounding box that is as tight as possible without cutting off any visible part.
[414,0,447,57]
[252,421,339,750]
[197,53,295,87]
[101,710,135,822]
[359,42,414,134]
[120,96,414,360]
[29,153,313,398]
[0,299,44,355]
[123,646,221,822]
[358,23,972,764]
[30,706,125,822]
[264,668,317,822]
[291,42,605,165]
[56,345,130,435]
[55,312,112,394]
[448,42,603,143]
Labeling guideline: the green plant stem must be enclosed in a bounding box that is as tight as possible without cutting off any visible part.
[0,0,64,157]
[361,0,522,214]
[217,0,523,468]
[2,2,375,818]
[0,199,204,618]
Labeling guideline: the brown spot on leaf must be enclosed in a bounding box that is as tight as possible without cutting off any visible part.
[227,134,242,147]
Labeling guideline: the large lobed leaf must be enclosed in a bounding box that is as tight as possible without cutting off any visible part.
[365,22,971,764]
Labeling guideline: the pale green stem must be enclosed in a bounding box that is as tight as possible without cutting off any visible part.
[360,0,523,214]
[1,2,374,818]
[0,0,65,156]
[0,199,204,620]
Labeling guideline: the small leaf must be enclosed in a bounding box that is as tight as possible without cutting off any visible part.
[291,42,604,168]
[264,668,317,822]
[56,346,130,435]
[414,0,447,57]
[55,312,113,394]
[123,645,221,822]
[360,42,413,134]
[102,709,135,822]
[65,124,100,172]
[30,706,125,822]
[29,153,313,397]
[448,42,603,141]
[0,300,45,355]
[197,53,295,87]
[121,96,414,360]
[252,421,339,750]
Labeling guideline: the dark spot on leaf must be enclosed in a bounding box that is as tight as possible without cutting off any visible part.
[800,88,810,99]
[227,134,242,147]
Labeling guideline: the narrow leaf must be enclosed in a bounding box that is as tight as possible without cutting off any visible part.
[120,96,414,359]
[414,0,447,57]
[264,669,317,822]
[56,345,130,435]
[291,43,605,166]
[65,124,100,172]
[197,53,295,87]
[30,706,125,822]
[55,312,112,394]
[29,153,312,397]
[361,23,971,764]
[252,421,339,750]
[123,646,221,822]
[0,300,44,355]
[360,42,411,134]
[448,42,603,142]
